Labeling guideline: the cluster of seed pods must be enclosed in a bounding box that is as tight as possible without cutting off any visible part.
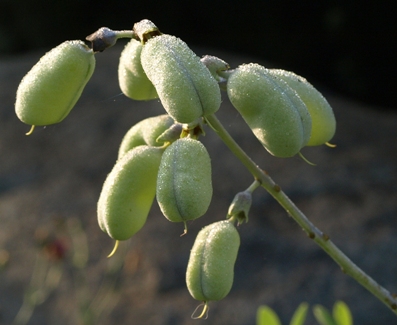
[14,19,336,317]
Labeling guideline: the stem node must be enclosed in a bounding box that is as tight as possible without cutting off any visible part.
[273,184,281,192]
[322,233,330,241]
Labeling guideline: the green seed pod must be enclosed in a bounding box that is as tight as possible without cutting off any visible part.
[141,34,221,123]
[200,55,230,82]
[97,145,163,241]
[268,69,336,146]
[118,114,175,159]
[186,220,240,302]
[156,138,212,224]
[227,63,311,157]
[15,40,95,127]
[118,38,158,100]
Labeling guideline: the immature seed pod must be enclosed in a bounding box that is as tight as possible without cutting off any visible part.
[268,69,336,146]
[186,220,240,302]
[97,145,163,241]
[141,34,221,123]
[118,114,175,159]
[15,40,95,127]
[227,63,311,157]
[118,38,158,100]
[156,138,212,225]
[200,55,230,82]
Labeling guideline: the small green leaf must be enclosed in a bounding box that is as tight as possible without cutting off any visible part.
[333,301,353,325]
[313,305,337,325]
[290,302,309,325]
[256,306,282,325]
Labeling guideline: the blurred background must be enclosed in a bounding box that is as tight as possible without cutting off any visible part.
[0,0,396,109]
[1,1,397,325]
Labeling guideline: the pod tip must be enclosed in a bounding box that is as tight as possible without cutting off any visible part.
[107,240,120,258]
[25,125,35,136]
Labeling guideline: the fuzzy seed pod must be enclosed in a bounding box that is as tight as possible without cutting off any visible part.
[118,114,175,159]
[227,63,311,157]
[186,220,240,302]
[156,138,212,224]
[200,55,230,82]
[268,69,336,146]
[98,145,163,241]
[118,38,158,100]
[15,40,95,127]
[141,34,221,123]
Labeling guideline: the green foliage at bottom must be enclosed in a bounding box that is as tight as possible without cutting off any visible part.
[256,301,352,325]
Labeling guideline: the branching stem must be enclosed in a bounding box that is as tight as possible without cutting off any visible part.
[205,113,397,315]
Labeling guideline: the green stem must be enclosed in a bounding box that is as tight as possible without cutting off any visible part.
[114,30,134,40]
[246,179,261,193]
[205,113,397,315]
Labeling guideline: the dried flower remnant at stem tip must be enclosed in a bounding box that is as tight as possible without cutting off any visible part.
[133,19,162,43]
[228,191,252,224]
[86,27,134,52]
[227,180,260,224]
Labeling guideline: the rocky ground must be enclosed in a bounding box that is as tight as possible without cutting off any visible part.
[1,43,397,325]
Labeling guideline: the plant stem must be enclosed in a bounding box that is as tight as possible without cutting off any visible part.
[205,113,397,315]
[114,30,134,39]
